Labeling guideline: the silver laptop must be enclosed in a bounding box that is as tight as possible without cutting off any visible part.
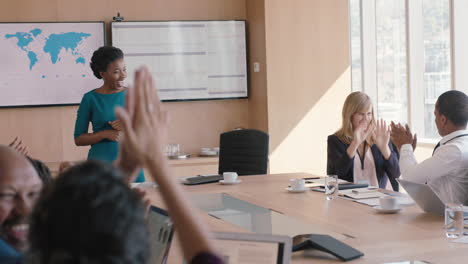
[147,205,174,264]
[214,232,292,264]
[397,179,445,216]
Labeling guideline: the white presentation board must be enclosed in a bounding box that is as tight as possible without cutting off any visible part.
[111,20,248,101]
[0,22,105,107]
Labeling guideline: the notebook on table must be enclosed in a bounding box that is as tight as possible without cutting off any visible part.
[339,188,387,199]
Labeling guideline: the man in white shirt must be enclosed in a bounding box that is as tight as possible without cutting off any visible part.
[391,90,468,205]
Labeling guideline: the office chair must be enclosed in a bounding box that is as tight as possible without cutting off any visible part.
[218,129,269,176]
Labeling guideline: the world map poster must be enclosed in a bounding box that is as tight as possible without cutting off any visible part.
[0,22,105,107]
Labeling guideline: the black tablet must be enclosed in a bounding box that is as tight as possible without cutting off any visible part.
[293,234,363,261]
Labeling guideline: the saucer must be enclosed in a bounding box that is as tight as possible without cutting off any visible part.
[374,205,402,214]
[200,150,218,156]
[199,153,219,157]
[285,187,308,193]
[219,179,242,185]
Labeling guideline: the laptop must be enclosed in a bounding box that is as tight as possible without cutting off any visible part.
[147,205,174,264]
[214,232,292,264]
[397,179,445,216]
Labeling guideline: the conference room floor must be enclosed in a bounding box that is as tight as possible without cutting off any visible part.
[144,173,468,264]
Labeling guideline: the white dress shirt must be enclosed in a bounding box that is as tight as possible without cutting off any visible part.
[399,129,468,204]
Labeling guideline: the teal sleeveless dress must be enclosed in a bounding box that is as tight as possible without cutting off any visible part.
[74,89,145,182]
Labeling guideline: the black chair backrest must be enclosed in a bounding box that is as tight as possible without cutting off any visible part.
[218,129,269,176]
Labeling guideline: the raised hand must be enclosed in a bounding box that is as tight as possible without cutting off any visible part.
[353,119,373,146]
[116,67,218,261]
[8,136,28,155]
[412,133,418,151]
[404,124,418,151]
[372,119,391,159]
[115,67,169,168]
[347,120,373,158]
[390,121,416,151]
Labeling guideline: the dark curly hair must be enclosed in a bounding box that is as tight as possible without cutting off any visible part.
[436,90,468,127]
[90,46,124,79]
[26,157,52,185]
[27,160,149,264]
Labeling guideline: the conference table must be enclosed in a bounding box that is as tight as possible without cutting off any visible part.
[143,173,468,263]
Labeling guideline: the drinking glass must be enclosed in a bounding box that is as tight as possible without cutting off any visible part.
[165,144,172,156]
[445,203,464,238]
[325,175,339,200]
[172,144,180,155]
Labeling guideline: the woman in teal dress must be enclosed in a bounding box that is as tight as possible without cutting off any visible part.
[74,46,145,182]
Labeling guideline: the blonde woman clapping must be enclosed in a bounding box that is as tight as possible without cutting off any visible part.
[327,92,400,190]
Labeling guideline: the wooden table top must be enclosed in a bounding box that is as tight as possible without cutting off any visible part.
[142,173,468,264]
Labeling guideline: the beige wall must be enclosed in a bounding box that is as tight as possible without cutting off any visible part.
[264,0,351,175]
[0,0,250,162]
[246,0,268,132]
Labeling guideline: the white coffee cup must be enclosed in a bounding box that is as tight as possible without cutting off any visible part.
[290,179,306,190]
[379,196,398,210]
[223,172,238,182]
[201,147,211,152]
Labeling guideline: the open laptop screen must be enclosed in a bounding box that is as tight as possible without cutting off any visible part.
[147,206,174,264]
[397,179,445,216]
[214,232,291,264]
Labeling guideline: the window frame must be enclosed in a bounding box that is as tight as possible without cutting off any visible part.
[349,0,462,143]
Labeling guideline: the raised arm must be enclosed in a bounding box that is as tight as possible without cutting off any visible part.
[115,67,217,262]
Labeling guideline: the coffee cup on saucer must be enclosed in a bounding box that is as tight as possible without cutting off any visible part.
[379,196,398,210]
[290,179,306,191]
[223,172,238,183]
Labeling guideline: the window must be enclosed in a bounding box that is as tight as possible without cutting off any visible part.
[349,0,362,91]
[349,0,461,140]
[375,0,408,123]
[422,0,451,138]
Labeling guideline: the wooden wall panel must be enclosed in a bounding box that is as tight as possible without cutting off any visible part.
[265,0,351,175]
[0,0,58,22]
[246,0,268,133]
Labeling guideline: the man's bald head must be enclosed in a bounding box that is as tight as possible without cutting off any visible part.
[0,145,37,176]
[0,145,42,252]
